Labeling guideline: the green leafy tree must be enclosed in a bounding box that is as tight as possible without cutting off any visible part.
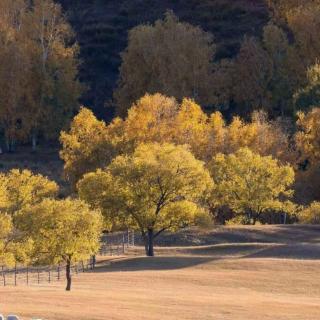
[208,148,295,224]
[78,143,212,256]
[17,198,103,291]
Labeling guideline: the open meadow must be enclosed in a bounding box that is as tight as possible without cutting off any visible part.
[1,225,320,320]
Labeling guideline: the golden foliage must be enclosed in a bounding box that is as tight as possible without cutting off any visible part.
[295,107,320,164]
[299,202,320,224]
[16,198,103,265]
[78,142,212,255]
[60,107,119,187]
[114,12,216,116]
[0,169,58,215]
[208,148,295,224]
[0,0,81,146]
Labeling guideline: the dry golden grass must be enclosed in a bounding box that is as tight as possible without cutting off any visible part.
[1,240,320,320]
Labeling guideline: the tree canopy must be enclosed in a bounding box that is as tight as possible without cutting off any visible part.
[208,148,295,224]
[114,12,216,116]
[16,198,103,290]
[78,142,212,256]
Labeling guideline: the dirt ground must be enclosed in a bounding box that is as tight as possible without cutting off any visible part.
[1,226,320,320]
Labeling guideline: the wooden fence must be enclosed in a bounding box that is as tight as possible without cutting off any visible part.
[1,230,135,287]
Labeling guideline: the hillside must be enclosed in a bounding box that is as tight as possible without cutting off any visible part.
[58,0,270,119]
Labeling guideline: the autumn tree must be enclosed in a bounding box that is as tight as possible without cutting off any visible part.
[262,23,294,116]
[295,108,320,165]
[17,198,103,291]
[0,169,56,267]
[0,169,58,216]
[0,0,31,150]
[78,143,212,256]
[114,11,216,116]
[292,108,320,203]
[62,93,293,191]
[0,0,81,150]
[299,202,320,224]
[60,107,122,187]
[208,148,295,224]
[0,214,14,266]
[294,63,320,110]
[25,0,82,146]
[232,36,273,115]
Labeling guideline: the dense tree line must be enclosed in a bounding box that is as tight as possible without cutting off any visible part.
[0,0,81,151]
[60,92,320,254]
[114,3,320,118]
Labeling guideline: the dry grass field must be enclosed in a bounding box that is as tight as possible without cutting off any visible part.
[1,225,320,320]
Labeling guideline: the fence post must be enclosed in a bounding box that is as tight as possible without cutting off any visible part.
[14,263,17,286]
[26,267,29,286]
[48,269,51,283]
[57,265,60,281]
[122,234,125,254]
[81,261,85,273]
[132,230,135,246]
[127,229,130,248]
[2,266,5,287]
[37,268,40,284]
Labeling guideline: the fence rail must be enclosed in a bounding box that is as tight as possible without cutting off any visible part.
[1,230,135,287]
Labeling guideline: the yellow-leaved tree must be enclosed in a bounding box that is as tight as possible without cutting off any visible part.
[114,11,216,116]
[16,198,103,291]
[299,202,320,224]
[0,169,58,216]
[208,148,295,224]
[60,107,121,188]
[0,169,56,267]
[78,143,213,256]
[0,213,14,266]
[61,94,293,190]
[295,108,320,165]
[294,108,320,203]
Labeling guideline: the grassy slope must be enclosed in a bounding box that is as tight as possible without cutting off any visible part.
[1,225,320,320]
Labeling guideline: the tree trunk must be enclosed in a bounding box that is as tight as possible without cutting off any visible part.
[147,229,154,257]
[6,138,15,153]
[66,260,72,291]
[144,241,149,256]
[31,133,37,152]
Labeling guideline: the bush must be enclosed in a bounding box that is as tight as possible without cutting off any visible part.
[299,202,320,224]
[226,215,252,225]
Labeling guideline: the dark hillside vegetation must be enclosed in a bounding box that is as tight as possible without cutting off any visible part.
[58,0,269,119]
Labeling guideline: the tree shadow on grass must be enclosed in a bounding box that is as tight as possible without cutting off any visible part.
[92,226,320,273]
[244,243,320,260]
[93,256,219,273]
[152,225,320,247]
[182,242,320,261]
